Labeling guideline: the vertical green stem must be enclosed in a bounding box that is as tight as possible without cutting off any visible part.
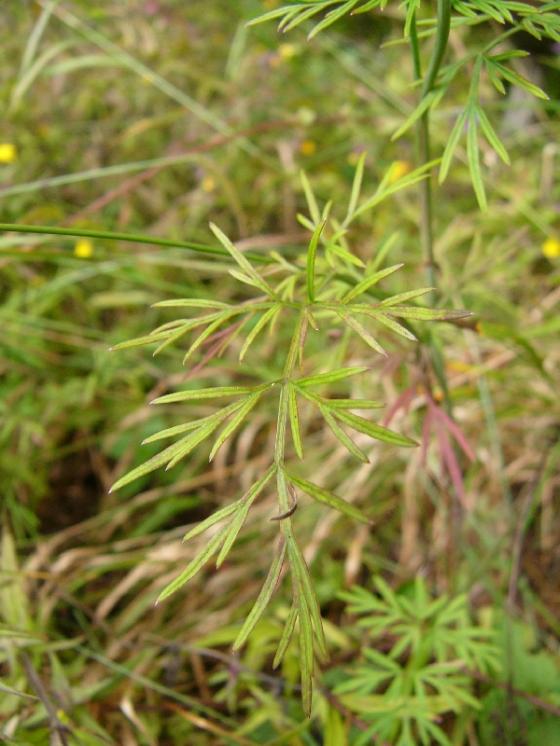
[410,0,451,291]
[274,310,305,514]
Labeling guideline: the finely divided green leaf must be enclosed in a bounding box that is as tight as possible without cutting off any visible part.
[323,398,383,409]
[334,409,418,447]
[183,311,235,363]
[151,386,255,405]
[307,220,326,303]
[297,366,367,388]
[476,106,510,164]
[339,312,387,356]
[209,391,263,461]
[165,416,227,470]
[341,263,404,303]
[183,500,241,542]
[308,0,357,38]
[494,61,549,100]
[156,524,229,603]
[273,604,298,669]
[215,502,251,568]
[287,537,327,659]
[239,304,281,361]
[153,299,230,309]
[439,108,468,184]
[372,312,417,341]
[378,287,433,306]
[213,467,276,566]
[288,472,370,522]
[210,222,273,294]
[391,88,442,142]
[346,151,366,221]
[298,594,314,717]
[142,400,246,444]
[287,384,304,459]
[321,407,370,463]
[111,329,174,351]
[386,306,472,321]
[300,170,321,224]
[355,160,439,218]
[233,540,287,651]
[109,434,196,492]
[467,112,487,210]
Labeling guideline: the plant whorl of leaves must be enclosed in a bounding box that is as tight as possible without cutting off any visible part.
[111,160,470,714]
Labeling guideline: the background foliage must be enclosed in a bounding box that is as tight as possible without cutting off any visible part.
[1,0,560,744]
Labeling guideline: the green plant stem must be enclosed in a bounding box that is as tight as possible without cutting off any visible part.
[410,0,451,291]
[409,1,454,418]
[0,222,269,264]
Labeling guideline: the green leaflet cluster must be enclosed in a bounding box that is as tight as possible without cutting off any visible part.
[253,0,555,208]
[336,578,501,745]
[111,160,470,713]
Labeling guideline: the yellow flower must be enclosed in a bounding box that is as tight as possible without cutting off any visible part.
[278,43,297,60]
[300,140,317,156]
[201,176,216,193]
[388,160,411,184]
[74,238,94,259]
[542,237,560,259]
[0,143,17,164]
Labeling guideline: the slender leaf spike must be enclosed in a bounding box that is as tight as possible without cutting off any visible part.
[209,222,274,295]
[466,111,487,210]
[156,525,230,603]
[233,540,287,651]
[306,220,326,303]
[288,473,371,523]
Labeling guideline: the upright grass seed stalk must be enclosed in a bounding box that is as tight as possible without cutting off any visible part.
[109,162,470,713]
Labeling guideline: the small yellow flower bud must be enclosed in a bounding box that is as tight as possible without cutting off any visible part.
[542,237,560,259]
[201,176,216,193]
[74,239,94,259]
[278,43,297,60]
[300,140,317,156]
[388,160,411,184]
[0,143,17,164]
